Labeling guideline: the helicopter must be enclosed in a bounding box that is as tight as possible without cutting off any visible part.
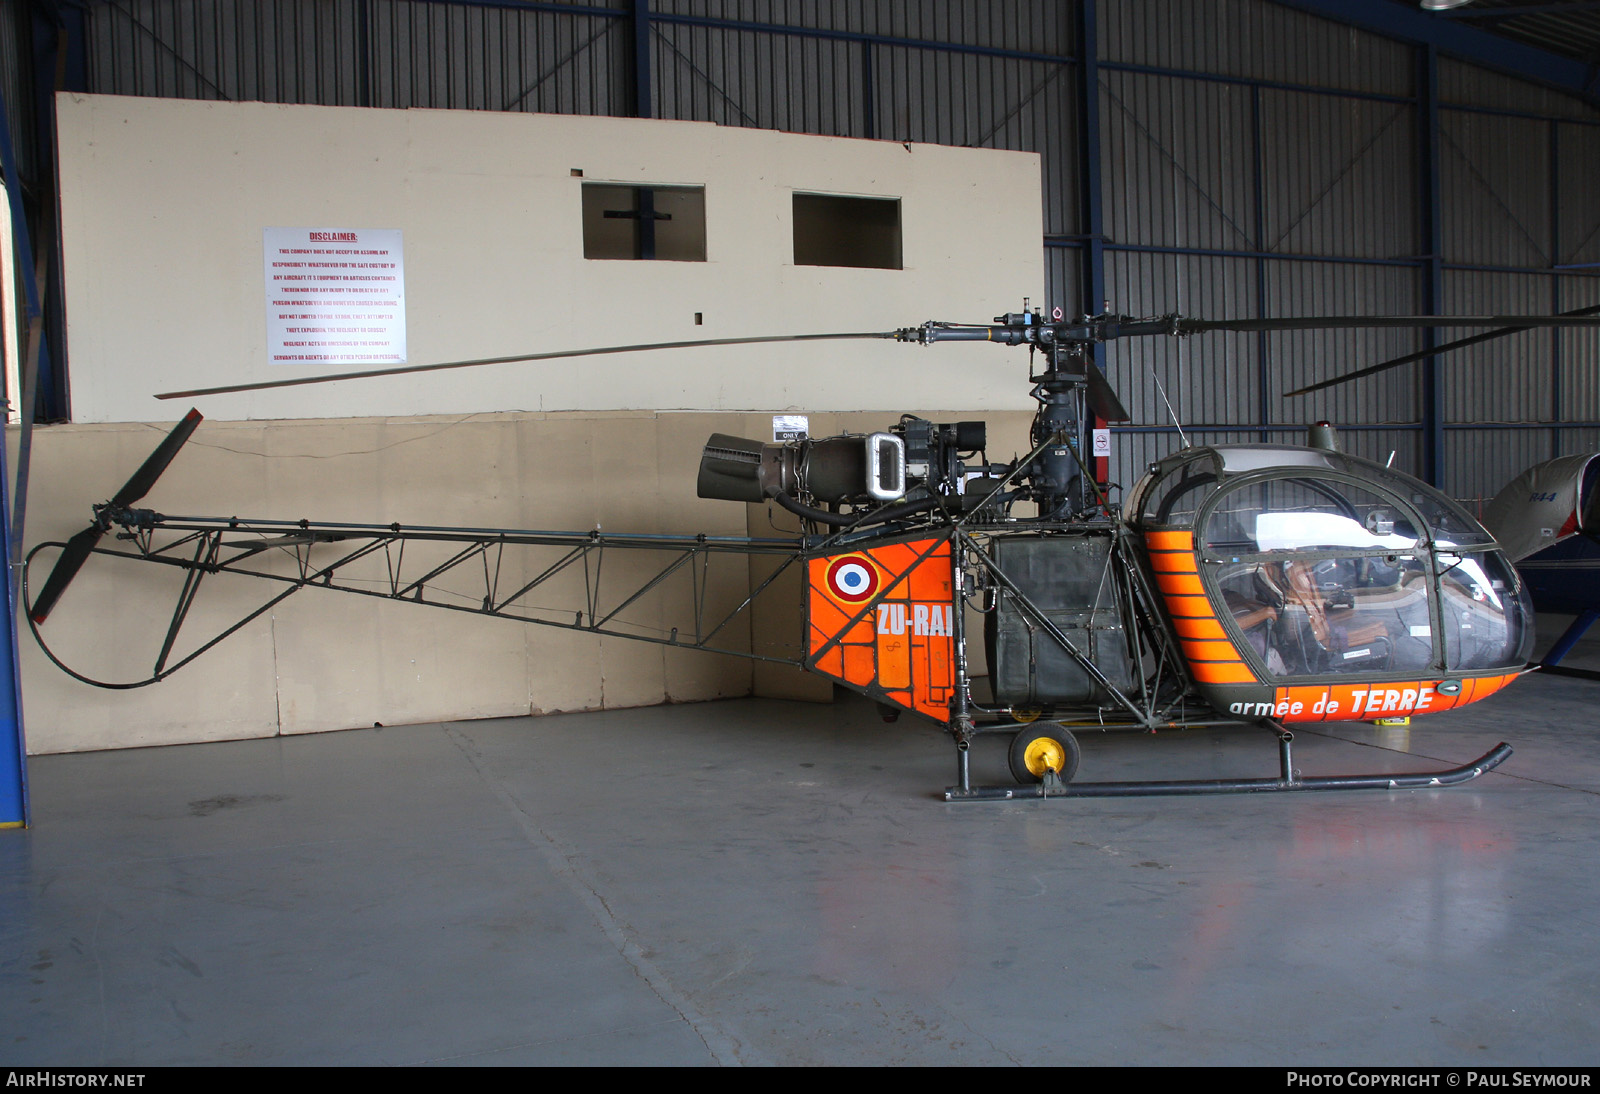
[26,306,1600,801]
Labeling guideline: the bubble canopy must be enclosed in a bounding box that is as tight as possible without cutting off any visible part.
[1129,445,1531,680]
[1131,445,1490,544]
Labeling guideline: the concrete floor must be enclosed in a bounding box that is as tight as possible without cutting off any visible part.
[3,624,1600,1066]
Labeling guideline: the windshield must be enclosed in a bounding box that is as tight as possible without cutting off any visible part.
[1197,472,1531,679]
[1202,478,1420,556]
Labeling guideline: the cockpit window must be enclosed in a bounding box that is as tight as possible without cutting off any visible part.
[1212,556,1433,678]
[1201,479,1421,555]
[1435,549,1531,669]
[1137,446,1494,546]
[1198,473,1531,679]
[1137,453,1221,527]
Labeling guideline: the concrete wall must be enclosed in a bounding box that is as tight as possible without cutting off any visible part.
[26,95,1044,754]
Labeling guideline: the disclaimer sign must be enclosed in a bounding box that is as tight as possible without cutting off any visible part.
[264,227,406,365]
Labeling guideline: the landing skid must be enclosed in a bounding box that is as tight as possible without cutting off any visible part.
[943,724,1513,802]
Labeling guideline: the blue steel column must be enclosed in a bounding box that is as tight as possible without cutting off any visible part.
[357,0,373,109]
[1418,44,1444,486]
[861,42,874,141]
[1075,1,1109,483]
[0,402,27,828]
[1075,0,1105,320]
[1549,120,1561,461]
[632,0,652,119]
[1251,83,1269,444]
[32,0,85,422]
[0,78,30,827]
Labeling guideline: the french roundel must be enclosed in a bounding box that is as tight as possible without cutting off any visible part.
[825,555,880,603]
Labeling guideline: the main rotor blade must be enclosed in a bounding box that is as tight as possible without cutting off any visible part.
[110,407,204,507]
[1176,314,1600,335]
[1281,304,1600,397]
[29,525,106,623]
[154,332,899,400]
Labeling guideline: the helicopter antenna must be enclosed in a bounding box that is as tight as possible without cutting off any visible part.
[1151,371,1189,449]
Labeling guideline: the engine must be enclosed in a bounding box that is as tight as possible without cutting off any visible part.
[695,416,997,527]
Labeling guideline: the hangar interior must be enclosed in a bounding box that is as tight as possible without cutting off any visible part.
[2,0,1600,1068]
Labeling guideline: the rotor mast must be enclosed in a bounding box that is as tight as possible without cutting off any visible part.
[896,305,1120,519]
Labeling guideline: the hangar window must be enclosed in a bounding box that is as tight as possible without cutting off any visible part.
[582,183,706,261]
[793,193,902,269]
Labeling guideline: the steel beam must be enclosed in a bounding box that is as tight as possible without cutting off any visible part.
[1418,44,1445,487]
[631,0,651,119]
[0,360,24,827]
[1075,0,1111,483]
[1273,0,1600,106]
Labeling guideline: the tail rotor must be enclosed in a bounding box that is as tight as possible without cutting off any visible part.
[28,408,203,623]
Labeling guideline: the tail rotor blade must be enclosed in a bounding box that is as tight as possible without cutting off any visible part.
[28,525,106,624]
[110,408,203,507]
[30,408,203,623]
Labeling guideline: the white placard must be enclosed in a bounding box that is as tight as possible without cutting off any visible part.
[1091,427,1111,458]
[264,227,406,365]
[773,414,808,441]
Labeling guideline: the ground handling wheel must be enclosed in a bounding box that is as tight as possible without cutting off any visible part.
[1007,725,1081,786]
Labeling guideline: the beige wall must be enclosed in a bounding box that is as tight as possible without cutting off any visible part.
[19,412,724,752]
[28,96,1046,753]
[56,94,1043,424]
[20,407,1036,753]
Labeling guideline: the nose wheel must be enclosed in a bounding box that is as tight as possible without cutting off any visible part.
[1008,725,1081,785]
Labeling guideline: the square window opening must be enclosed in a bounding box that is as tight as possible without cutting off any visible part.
[793,193,901,270]
[582,183,706,261]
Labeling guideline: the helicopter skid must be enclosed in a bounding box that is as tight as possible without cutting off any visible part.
[943,728,1512,802]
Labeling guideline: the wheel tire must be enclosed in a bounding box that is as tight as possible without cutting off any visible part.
[1008,725,1081,785]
